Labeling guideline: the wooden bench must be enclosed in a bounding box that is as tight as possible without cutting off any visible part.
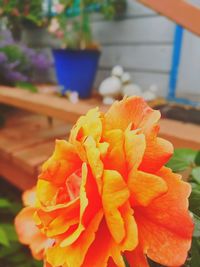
[0,86,200,190]
[0,110,71,190]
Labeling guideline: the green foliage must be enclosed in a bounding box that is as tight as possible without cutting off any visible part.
[0,0,44,27]
[167,148,200,267]
[0,179,42,267]
[16,82,38,93]
[50,0,126,49]
[166,148,197,172]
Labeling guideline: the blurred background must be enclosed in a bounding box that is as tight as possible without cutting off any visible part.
[0,1,200,267]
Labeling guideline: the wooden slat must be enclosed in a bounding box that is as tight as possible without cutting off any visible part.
[0,87,107,123]
[159,119,200,150]
[12,140,56,175]
[0,111,70,189]
[0,157,37,191]
[137,0,200,36]
[0,113,70,159]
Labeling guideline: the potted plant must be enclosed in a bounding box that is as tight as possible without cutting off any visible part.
[0,0,46,40]
[0,30,52,88]
[48,0,126,98]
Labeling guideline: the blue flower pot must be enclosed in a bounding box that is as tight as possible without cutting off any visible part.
[53,49,100,98]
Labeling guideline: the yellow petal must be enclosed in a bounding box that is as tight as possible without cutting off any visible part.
[102,170,130,243]
[84,137,103,190]
[128,170,168,206]
[125,130,146,171]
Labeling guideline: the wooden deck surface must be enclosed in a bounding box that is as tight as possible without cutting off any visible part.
[0,86,107,123]
[0,110,70,190]
[0,86,200,190]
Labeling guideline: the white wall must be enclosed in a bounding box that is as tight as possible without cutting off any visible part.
[93,0,175,96]
[177,30,200,96]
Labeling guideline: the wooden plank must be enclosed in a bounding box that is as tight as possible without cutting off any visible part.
[0,157,37,191]
[93,16,174,44]
[137,0,200,36]
[0,112,70,159]
[0,87,107,123]
[100,45,172,72]
[159,119,200,150]
[12,140,56,175]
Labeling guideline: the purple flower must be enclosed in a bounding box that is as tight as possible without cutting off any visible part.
[7,61,20,69]
[0,29,52,84]
[0,52,7,64]
[0,30,14,47]
[5,70,28,82]
[31,53,52,70]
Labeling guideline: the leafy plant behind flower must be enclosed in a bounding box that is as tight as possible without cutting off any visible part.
[49,0,126,49]
[167,148,200,267]
[0,178,42,267]
[0,0,45,39]
[0,30,52,89]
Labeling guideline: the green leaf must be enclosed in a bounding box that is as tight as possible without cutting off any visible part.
[195,151,200,166]
[191,167,200,185]
[166,148,197,172]
[16,82,38,93]
[0,224,18,242]
[193,214,200,237]
[0,198,11,209]
[189,237,200,267]
[0,226,10,247]
[189,189,200,217]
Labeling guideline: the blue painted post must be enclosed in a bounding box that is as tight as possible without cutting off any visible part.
[168,25,184,99]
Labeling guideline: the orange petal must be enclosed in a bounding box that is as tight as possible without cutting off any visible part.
[82,219,112,267]
[128,170,168,207]
[103,129,127,177]
[69,107,102,143]
[22,187,36,207]
[104,97,160,132]
[139,127,173,173]
[39,140,81,185]
[81,165,102,227]
[43,262,52,267]
[135,212,192,266]
[110,244,126,267]
[124,130,146,171]
[137,167,194,238]
[84,136,104,190]
[36,180,59,207]
[119,203,138,251]
[36,198,80,237]
[69,108,103,161]
[102,170,130,243]
[15,207,47,260]
[47,211,103,267]
[133,167,194,266]
[107,257,118,267]
[125,245,149,267]
[60,163,101,247]
[15,207,39,244]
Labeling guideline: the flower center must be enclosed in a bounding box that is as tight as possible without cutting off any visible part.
[66,168,82,201]
[56,169,82,204]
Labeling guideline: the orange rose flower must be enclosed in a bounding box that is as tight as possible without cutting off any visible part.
[16,97,194,267]
[15,187,53,262]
